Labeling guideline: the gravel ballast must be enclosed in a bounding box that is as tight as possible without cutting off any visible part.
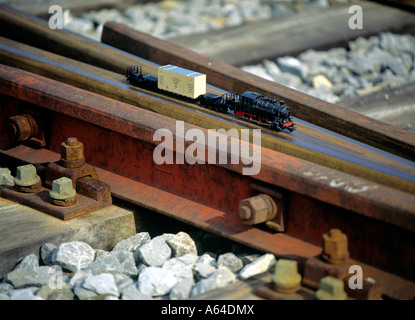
[0,232,275,300]
[63,0,332,42]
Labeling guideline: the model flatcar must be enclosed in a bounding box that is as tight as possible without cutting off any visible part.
[126,65,295,132]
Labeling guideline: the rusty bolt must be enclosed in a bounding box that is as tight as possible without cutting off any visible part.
[272,259,302,294]
[14,164,41,193]
[49,177,77,207]
[7,114,38,142]
[0,168,14,186]
[60,137,86,169]
[322,228,349,265]
[316,276,348,300]
[238,194,277,225]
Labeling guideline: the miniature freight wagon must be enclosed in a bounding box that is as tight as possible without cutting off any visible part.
[158,64,207,99]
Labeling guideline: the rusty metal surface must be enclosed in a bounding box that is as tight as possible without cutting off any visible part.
[1,66,415,283]
[1,185,106,221]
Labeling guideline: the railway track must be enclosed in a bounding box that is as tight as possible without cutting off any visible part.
[1,3,415,300]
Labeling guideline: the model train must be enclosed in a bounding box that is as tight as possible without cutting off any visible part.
[126,65,295,132]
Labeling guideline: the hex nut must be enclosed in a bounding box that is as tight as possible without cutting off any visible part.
[322,228,349,264]
[49,177,76,200]
[238,194,277,225]
[238,205,252,220]
[316,276,348,300]
[14,164,41,187]
[0,168,14,186]
[7,114,38,142]
[60,137,86,168]
[272,259,302,294]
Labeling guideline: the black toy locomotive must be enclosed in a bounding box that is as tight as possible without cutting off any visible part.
[126,65,295,132]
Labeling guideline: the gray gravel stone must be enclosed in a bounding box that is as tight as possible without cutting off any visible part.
[271,72,303,88]
[383,72,408,88]
[115,251,139,276]
[86,253,126,275]
[68,269,94,289]
[387,59,409,77]
[5,266,60,288]
[169,278,194,300]
[0,167,14,186]
[277,56,308,79]
[193,254,217,280]
[81,273,119,297]
[137,266,178,297]
[163,257,193,281]
[52,241,95,273]
[263,59,281,79]
[325,48,348,68]
[347,54,374,76]
[111,232,151,252]
[9,287,42,300]
[365,47,393,73]
[136,234,173,267]
[40,243,57,266]
[379,32,415,56]
[349,36,375,55]
[241,65,275,81]
[73,284,98,300]
[166,232,198,257]
[217,252,243,273]
[176,253,198,266]
[305,86,340,104]
[65,18,94,34]
[113,273,134,292]
[36,282,74,300]
[238,253,276,280]
[0,293,9,300]
[191,266,236,296]
[223,3,243,27]
[13,254,39,271]
[121,283,152,300]
[85,251,139,277]
[0,283,12,294]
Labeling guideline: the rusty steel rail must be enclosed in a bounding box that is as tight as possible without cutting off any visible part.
[0,3,414,163]
[1,65,415,296]
[1,36,415,198]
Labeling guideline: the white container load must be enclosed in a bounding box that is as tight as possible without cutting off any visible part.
[158,64,206,99]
